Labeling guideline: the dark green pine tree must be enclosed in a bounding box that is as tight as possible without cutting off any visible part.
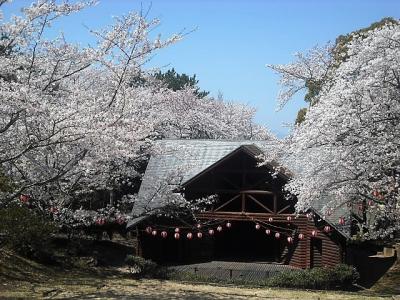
[154,68,209,98]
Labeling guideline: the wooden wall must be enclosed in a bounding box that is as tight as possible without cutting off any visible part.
[289,215,344,268]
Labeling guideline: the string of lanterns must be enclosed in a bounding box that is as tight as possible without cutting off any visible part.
[143,215,336,245]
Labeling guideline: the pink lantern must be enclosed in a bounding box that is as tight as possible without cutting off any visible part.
[49,207,58,214]
[196,224,201,229]
[187,232,193,240]
[265,229,271,235]
[368,200,374,207]
[268,217,273,222]
[226,222,232,228]
[298,233,305,240]
[151,230,157,236]
[116,217,125,225]
[339,217,345,225]
[161,231,168,238]
[311,230,318,237]
[287,237,293,244]
[372,190,382,198]
[145,226,152,234]
[197,232,203,239]
[174,227,180,233]
[208,229,215,236]
[324,225,331,233]
[255,223,261,230]
[174,233,180,240]
[217,225,223,232]
[275,232,280,239]
[286,216,292,222]
[96,218,105,226]
[19,194,30,203]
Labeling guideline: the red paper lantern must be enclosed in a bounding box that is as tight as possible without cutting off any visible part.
[49,207,58,214]
[265,229,271,235]
[311,230,318,237]
[324,225,331,233]
[286,216,292,222]
[339,217,345,225]
[287,237,293,244]
[96,218,105,226]
[226,222,232,228]
[298,233,305,240]
[187,232,193,240]
[174,227,180,233]
[208,229,215,236]
[174,233,180,239]
[268,217,273,222]
[161,231,168,238]
[19,194,30,203]
[197,232,203,239]
[372,190,381,198]
[217,225,223,232]
[151,230,157,236]
[255,223,261,230]
[275,232,280,239]
[145,226,152,234]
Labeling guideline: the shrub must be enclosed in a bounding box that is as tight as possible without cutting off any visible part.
[266,264,359,290]
[125,255,167,278]
[167,264,358,290]
[0,204,56,261]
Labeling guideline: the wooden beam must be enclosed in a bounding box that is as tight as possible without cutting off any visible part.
[241,190,274,195]
[273,193,278,214]
[221,176,239,189]
[247,194,274,213]
[277,205,291,214]
[196,211,301,222]
[214,194,240,212]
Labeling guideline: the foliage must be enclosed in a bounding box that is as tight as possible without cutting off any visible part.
[169,264,358,290]
[266,264,359,290]
[267,20,400,240]
[0,168,12,193]
[295,107,307,125]
[124,255,167,278]
[0,204,56,259]
[154,68,209,98]
[0,1,272,230]
[268,17,399,124]
[333,17,399,64]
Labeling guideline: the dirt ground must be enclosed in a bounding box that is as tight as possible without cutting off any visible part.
[0,248,398,300]
[0,277,396,300]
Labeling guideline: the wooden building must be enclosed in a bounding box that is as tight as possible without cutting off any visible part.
[128,140,350,269]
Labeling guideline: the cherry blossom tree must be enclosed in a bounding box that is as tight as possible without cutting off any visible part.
[0,0,272,231]
[268,22,400,240]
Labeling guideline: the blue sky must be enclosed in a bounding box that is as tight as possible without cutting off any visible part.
[2,0,400,137]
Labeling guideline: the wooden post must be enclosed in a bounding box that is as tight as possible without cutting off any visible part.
[241,193,246,212]
[273,193,277,214]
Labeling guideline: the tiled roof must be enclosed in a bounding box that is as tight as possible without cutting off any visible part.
[130,139,275,218]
